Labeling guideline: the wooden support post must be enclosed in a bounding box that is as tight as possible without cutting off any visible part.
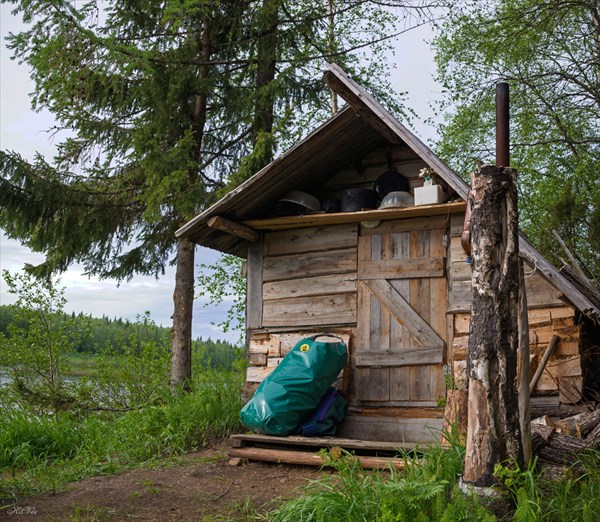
[462,164,523,489]
[529,335,559,393]
[518,260,532,464]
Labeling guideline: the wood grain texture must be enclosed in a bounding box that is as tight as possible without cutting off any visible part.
[358,257,445,280]
[262,247,357,282]
[262,293,357,327]
[362,279,444,348]
[355,348,443,367]
[264,224,358,257]
[263,273,356,300]
[246,238,264,329]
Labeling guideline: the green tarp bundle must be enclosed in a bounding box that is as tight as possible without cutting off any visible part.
[240,335,348,436]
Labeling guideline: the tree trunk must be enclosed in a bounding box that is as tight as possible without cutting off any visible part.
[462,164,523,488]
[170,18,211,394]
[171,237,195,394]
[253,0,278,162]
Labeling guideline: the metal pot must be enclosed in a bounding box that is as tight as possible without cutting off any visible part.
[322,198,341,213]
[341,188,379,212]
[279,190,321,212]
[374,170,409,199]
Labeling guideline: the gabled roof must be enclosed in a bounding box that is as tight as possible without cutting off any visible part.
[177,63,600,324]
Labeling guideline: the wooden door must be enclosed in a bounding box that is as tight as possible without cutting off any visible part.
[354,218,447,406]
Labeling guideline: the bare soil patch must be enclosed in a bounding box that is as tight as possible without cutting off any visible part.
[1,445,328,521]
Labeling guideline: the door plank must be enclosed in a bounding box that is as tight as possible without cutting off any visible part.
[362,279,444,348]
[390,367,411,400]
[355,348,443,367]
[356,281,371,351]
[358,257,445,280]
[369,368,390,401]
[429,228,448,341]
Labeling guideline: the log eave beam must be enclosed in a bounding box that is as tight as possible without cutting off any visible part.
[207,215,259,242]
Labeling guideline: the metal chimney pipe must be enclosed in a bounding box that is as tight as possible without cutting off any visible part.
[496,82,510,167]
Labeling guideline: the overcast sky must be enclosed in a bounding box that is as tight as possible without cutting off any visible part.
[0,5,443,343]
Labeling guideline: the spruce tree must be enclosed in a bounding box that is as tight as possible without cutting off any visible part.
[1,0,433,390]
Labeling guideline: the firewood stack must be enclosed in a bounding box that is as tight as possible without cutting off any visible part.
[530,407,600,467]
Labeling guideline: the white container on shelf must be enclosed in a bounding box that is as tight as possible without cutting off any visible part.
[414,185,449,206]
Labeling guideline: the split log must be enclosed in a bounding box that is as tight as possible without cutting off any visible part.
[441,389,468,447]
[518,260,532,463]
[530,402,590,419]
[586,421,600,449]
[462,164,523,488]
[531,423,589,466]
[554,408,600,437]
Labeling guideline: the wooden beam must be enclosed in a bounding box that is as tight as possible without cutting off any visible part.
[244,202,466,231]
[529,335,559,393]
[246,238,264,329]
[518,260,532,464]
[207,215,258,241]
[355,348,443,367]
[362,279,445,349]
[229,446,408,470]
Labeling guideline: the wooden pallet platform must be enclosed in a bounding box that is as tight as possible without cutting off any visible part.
[229,433,429,470]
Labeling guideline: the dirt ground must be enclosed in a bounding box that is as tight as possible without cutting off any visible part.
[1,445,329,522]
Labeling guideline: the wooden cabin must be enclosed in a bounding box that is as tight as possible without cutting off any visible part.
[177,64,600,446]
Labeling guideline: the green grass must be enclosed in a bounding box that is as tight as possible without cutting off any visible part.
[0,368,244,503]
[264,442,600,522]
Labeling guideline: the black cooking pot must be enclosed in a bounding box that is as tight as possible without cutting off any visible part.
[374,170,409,198]
[341,188,379,212]
[322,198,341,213]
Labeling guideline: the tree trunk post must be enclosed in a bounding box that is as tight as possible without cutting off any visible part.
[462,164,523,491]
[171,237,195,394]
[518,260,532,464]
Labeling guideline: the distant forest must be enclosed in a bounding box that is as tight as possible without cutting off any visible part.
[0,305,242,371]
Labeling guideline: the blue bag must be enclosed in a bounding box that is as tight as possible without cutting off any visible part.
[295,387,347,436]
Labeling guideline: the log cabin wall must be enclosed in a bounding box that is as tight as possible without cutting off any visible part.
[448,214,587,404]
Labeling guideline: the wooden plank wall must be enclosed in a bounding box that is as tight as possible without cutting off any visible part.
[447,214,584,403]
[244,223,359,390]
[261,224,358,328]
[337,407,444,443]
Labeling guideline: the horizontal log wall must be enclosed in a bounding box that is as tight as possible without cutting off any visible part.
[261,224,358,328]
[448,215,584,403]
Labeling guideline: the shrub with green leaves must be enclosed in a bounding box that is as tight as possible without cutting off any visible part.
[0,270,89,413]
